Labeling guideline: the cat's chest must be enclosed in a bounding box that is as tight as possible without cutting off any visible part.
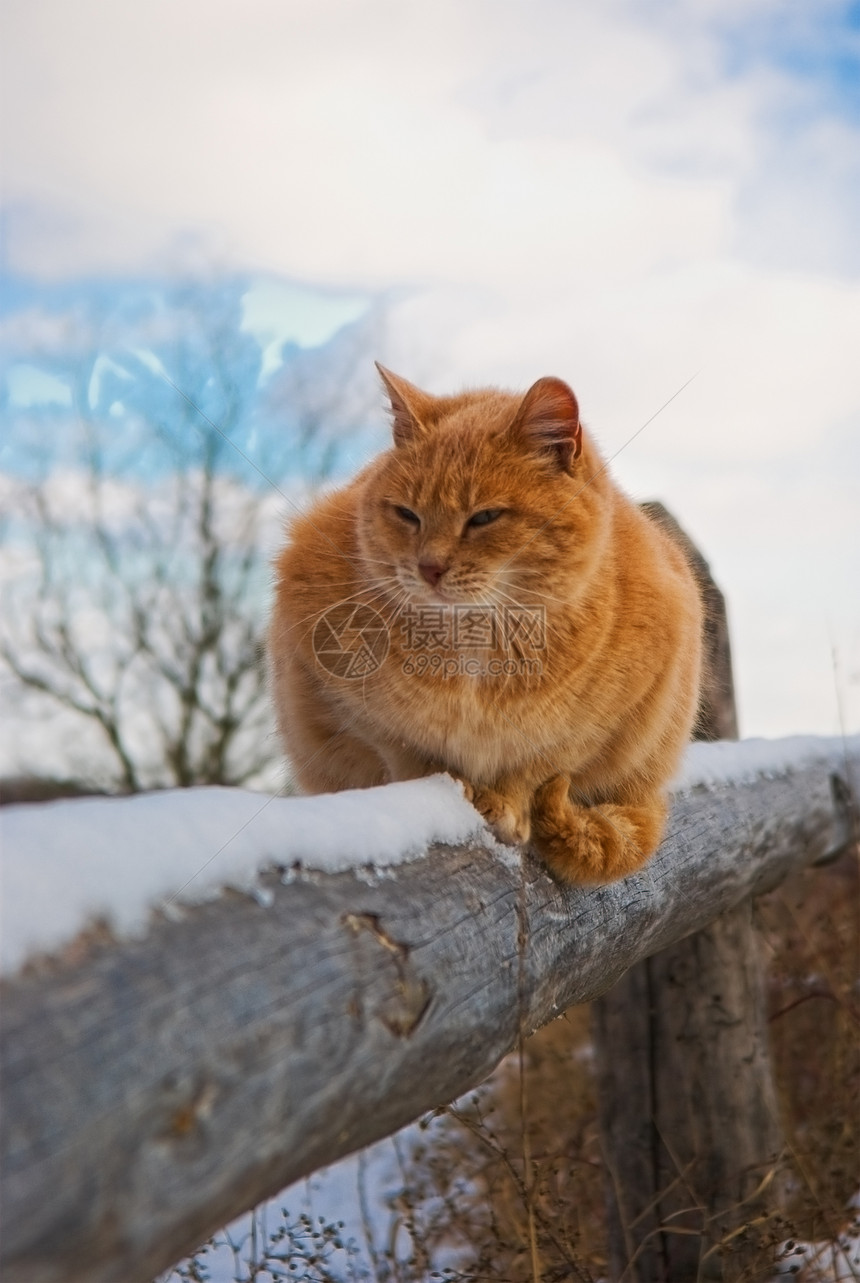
[380,664,550,777]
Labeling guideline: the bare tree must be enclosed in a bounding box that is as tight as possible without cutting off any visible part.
[0,279,384,794]
[1,431,279,793]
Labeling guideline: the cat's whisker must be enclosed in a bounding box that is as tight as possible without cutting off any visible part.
[494,575,573,609]
[272,577,405,640]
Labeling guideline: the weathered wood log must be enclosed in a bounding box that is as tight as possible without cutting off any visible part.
[639,502,738,746]
[593,900,787,1283]
[594,504,780,1282]
[1,739,857,1283]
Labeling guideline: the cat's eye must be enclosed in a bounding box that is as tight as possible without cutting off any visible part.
[467,508,504,528]
[394,505,420,525]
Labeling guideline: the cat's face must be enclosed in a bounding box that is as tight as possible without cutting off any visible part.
[357,371,603,610]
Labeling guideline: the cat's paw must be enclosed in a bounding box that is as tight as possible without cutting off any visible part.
[533,774,571,816]
[531,776,666,884]
[457,777,531,846]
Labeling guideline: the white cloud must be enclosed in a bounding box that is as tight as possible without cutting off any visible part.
[0,0,837,281]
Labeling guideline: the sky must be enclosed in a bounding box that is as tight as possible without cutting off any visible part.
[2,0,859,740]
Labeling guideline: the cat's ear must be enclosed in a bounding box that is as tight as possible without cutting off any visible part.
[510,377,582,474]
[376,363,434,447]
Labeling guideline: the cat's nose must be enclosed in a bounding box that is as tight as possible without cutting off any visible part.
[418,561,448,587]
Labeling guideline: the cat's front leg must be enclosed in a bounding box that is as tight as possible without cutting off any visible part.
[381,742,443,784]
[452,773,533,846]
[530,776,667,883]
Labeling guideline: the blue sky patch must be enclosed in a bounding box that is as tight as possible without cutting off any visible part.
[718,3,860,122]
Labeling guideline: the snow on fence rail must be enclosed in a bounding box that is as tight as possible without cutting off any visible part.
[1,735,858,1283]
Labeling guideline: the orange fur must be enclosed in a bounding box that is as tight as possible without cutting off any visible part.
[268,367,702,883]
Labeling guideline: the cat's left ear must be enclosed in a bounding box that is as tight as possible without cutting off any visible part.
[376,363,434,447]
[510,377,582,474]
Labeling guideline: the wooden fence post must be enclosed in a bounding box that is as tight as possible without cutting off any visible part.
[592,505,784,1282]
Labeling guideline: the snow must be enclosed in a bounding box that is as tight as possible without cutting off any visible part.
[670,734,858,794]
[0,774,490,976]
[2,734,857,977]
[157,1114,474,1282]
[770,1195,860,1280]
[157,1139,418,1283]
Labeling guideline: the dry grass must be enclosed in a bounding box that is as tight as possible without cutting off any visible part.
[400,1006,606,1281]
[394,846,859,1282]
[760,848,860,1253]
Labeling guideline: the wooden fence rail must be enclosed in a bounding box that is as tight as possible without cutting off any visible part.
[1,737,858,1283]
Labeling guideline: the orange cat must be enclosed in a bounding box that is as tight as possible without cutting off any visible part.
[268,366,702,883]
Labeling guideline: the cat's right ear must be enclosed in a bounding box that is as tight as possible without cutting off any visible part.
[510,377,582,475]
[376,363,434,447]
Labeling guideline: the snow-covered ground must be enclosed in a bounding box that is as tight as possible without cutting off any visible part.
[157,1131,860,1283]
[157,1138,411,1283]
[157,1124,472,1283]
[2,734,857,976]
[770,1195,860,1281]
